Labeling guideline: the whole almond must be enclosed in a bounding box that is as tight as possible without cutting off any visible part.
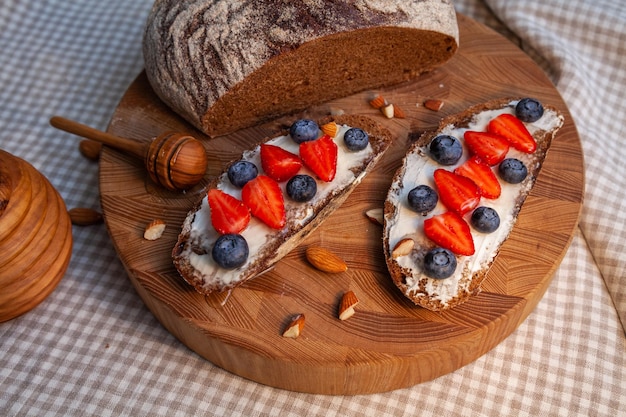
[424,99,444,112]
[392,238,415,259]
[282,313,305,338]
[68,207,103,226]
[305,246,347,273]
[143,219,166,240]
[338,290,359,321]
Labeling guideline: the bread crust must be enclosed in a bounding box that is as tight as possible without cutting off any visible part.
[172,114,392,294]
[143,0,458,137]
[383,98,564,311]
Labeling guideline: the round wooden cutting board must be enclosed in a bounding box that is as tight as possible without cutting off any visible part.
[100,14,584,394]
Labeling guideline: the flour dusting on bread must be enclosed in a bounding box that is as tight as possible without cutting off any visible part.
[143,0,459,137]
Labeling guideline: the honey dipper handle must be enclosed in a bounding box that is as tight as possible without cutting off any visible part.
[50,116,146,159]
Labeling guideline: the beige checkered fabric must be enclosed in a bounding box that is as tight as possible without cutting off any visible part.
[1,1,624,416]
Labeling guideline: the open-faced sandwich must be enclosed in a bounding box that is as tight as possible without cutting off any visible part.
[383,98,564,311]
[173,115,392,294]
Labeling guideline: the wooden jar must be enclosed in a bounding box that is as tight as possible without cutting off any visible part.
[0,149,72,322]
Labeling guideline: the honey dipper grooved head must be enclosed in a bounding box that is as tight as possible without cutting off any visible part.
[146,132,207,191]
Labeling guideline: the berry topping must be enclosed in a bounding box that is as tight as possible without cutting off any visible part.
[429,135,463,165]
[242,175,286,229]
[498,158,528,184]
[343,127,369,151]
[289,119,319,144]
[471,206,500,233]
[433,169,480,215]
[260,143,302,182]
[299,134,338,182]
[515,98,544,123]
[212,234,249,269]
[207,189,250,235]
[286,174,317,202]
[407,184,438,215]
[488,113,537,153]
[423,247,457,279]
[463,130,510,165]
[424,211,475,256]
[227,160,258,187]
[454,156,501,199]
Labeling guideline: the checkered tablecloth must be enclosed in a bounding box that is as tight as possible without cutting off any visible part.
[1,1,624,416]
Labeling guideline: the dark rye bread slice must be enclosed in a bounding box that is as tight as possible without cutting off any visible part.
[173,115,392,294]
[383,98,564,311]
[143,0,458,138]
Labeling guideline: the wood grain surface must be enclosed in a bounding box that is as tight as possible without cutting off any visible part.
[99,14,584,394]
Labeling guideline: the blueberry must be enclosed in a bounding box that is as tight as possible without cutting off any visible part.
[407,184,438,214]
[423,247,457,279]
[499,158,528,184]
[429,135,463,165]
[289,119,319,143]
[471,206,500,233]
[343,127,369,151]
[227,160,258,187]
[286,174,317,202]
[212,234,249,269]
[515,98,544,123]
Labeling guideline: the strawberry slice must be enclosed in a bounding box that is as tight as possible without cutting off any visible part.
[454,156,501,199]
[463,130,510,165]
[299,134,337,182]
[260,143,302,182]
[424,211,475,256]
[241,175,286,229]
[208,189,250,234]
[433,169,480,215]
[487,113,536,153]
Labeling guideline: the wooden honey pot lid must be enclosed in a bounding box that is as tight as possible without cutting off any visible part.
[0,149,73,322]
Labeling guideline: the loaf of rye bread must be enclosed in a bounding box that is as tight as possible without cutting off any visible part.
[383,98,564,311]
[173,114,392,294]
[143,0,458,138]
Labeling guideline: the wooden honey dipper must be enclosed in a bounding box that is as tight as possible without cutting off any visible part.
[50,116,208,191]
